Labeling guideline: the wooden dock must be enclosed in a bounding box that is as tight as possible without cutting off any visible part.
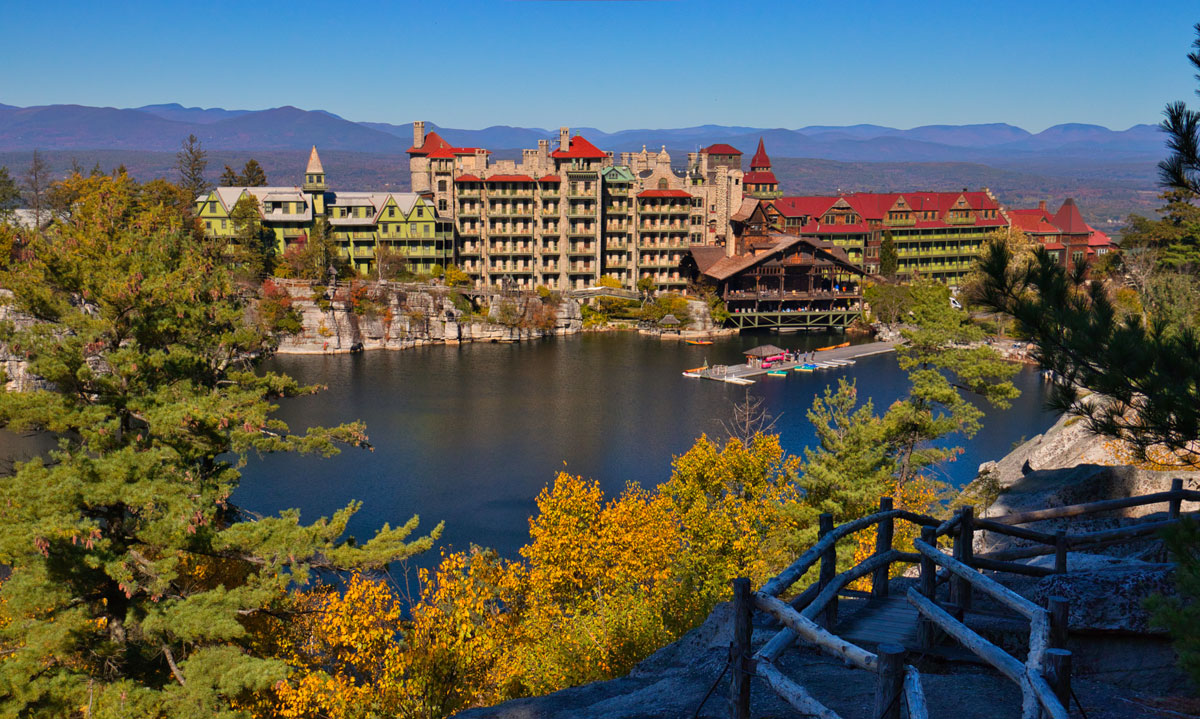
[695,340,899,384]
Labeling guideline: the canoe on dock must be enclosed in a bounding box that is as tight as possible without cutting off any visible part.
[816,341,851,351]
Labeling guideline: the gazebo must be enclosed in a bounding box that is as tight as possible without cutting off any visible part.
[744,344,784,358]
[659,314,682,333]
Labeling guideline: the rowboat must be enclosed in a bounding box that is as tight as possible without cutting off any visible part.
[685,339,714,346]
[725,377,755,386]
[767,370,789,377]
[794,364,817,372]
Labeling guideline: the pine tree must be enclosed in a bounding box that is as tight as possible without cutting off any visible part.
[0,166,18,215]
[176,134,211,200]
[0,173,440,717]
[887,280,1019,487]
[1159,22,1200,195]
[229,194,275,280]
[240,159,268,187]
[879,229,898,279]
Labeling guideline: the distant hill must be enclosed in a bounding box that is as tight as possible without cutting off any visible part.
[0,102,1167,163]
[0,102,1169,232]
[135,103,250,124]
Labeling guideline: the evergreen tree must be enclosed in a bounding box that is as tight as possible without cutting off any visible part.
[176,134,211,201]
[240,159,268,187]
[887,280,1019,487]
[229,194,274,279]
[219,165,240,187]
[1159,22,1200,195]
[979,241,1200,463]
[0,173,438,717]
[0,166,18,216]
[879,229,898,279]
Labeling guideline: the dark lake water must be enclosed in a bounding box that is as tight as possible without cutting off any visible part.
[233,332,1058,561]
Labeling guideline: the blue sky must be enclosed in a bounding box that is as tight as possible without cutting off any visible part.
[1,0,1197,132]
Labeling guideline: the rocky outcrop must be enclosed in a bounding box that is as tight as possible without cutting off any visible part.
[271,280,582,354]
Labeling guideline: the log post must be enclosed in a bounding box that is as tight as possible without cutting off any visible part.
[1044,648,1072,716]
[1170,478,1184,520]
[1054,530,1067,575]
[872,497,895,598]
[873,643,905,719]
[818,513,838,630]
[1048,596,1069,650]
[918,526,938,650]
[731,578,752,719]
[951,506,974,616]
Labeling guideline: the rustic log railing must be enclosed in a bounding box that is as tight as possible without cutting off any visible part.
[729,482,1196,719]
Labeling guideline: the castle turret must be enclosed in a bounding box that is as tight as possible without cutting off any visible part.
[744,138,780,200]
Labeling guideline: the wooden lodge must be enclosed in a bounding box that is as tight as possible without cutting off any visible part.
[688,209,865,329]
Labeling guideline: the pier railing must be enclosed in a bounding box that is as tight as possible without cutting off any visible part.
[729,481,1198,719]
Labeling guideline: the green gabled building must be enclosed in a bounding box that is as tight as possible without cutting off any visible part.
[195,146,452,275]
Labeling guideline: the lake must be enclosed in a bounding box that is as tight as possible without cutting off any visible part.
[233,332,1058,561]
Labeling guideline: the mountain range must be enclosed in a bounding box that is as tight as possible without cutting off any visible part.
[0,102,1166,164]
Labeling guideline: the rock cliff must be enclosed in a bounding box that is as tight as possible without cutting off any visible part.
[270,280,582,354]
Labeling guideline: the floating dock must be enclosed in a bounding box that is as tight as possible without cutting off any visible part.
[697,341,899,385]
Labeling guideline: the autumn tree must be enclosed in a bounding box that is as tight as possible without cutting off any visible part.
[176,133,211,200]
[375,245,410,281]
[219,165,240,187]
[0,174,438,718]
[443,264,471,287]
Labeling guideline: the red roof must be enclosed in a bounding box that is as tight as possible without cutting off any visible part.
[455,174,482,183]
[485,174,534,182]
[408,130,484,156]
[1043,242,1066,250]
[551,134,608,159]
[750,138,772,169]
[1088,229,1114,247]
[1008,209,1059,234]
[772,191,1001,222]
[538,175,561,183]
[743,171,778,185]
[1052,198,1090,234]
[426,148,458,159]
[705,143,742,155]
[638,189,692,198]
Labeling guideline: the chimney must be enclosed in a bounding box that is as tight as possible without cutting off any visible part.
[538,139,549,156]
[559,127,569,153]
[1038,200,1047,212]
[413,120,425,149]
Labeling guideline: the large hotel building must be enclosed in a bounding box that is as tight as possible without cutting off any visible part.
[196,123,1116,292]
[407,122,744,291]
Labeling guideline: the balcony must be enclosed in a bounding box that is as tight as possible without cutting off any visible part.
[568,246,596,256]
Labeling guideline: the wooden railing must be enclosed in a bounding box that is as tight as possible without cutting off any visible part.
[729,482,1197,719]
